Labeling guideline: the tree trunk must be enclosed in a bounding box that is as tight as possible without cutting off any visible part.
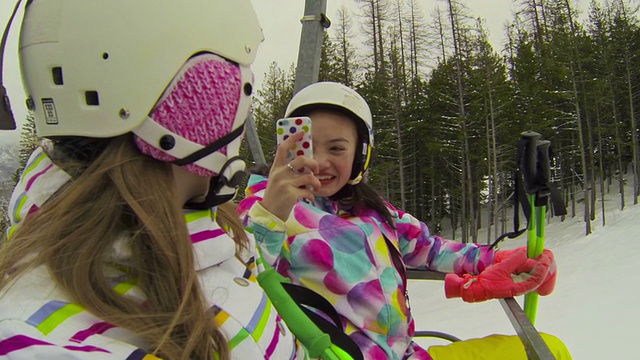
[446,0,472,242]
[563,0,591,235]
[609,77,626,210]
[595,102,607,226]
[395,0,408,100]
[625,60,639,203]
[390,32,407,209]
[376,0,386,76]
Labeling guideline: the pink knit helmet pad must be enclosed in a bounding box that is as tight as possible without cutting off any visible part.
[134,54,244,177]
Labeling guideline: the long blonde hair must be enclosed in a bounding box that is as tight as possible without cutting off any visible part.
[0,135,243,360]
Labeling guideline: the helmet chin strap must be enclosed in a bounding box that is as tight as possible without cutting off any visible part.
[184,155,246,210]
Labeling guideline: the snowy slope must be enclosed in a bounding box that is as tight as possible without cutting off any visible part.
[409,183,640,359]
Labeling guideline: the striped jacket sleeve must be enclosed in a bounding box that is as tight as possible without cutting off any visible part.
[0,319,160,359]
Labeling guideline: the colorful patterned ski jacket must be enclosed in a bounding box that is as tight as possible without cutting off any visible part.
[0,147,307,359]
[238,174,497,360]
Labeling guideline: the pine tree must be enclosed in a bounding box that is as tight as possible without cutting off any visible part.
[251,62,295,165]
[11,111,38,184]
[332,6,359,86]
[318,32,343,83]
[356,0,389,77]
[0,195,9,242]
[467,19,514,244]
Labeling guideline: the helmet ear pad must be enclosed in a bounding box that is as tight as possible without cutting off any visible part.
[134,54,246,177]
[350,119,372,182]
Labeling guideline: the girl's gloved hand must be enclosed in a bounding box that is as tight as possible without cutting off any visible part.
[494,247,557,296]
[444,248,554,303]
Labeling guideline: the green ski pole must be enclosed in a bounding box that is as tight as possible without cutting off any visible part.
[518,132,543,324]
[523,198,544,323]
[524,139,552,324]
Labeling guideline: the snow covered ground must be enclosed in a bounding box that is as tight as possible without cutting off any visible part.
[409,184,640,359]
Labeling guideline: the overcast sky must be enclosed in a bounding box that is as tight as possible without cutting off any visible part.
[0,0,596,144]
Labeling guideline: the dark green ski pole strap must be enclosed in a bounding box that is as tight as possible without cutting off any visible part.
[490,131,567,249]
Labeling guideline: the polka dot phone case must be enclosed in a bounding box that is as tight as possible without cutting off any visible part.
[276,116,313,162]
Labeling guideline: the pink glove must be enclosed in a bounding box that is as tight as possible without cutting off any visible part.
[444,248,553,303]
[494,247,557,296]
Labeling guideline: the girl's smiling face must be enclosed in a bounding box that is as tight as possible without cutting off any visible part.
[309,110,358,197]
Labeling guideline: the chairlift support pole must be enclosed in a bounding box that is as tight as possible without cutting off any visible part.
[292,0,330,95]
[245,113,266,166]
[244,0,330,166]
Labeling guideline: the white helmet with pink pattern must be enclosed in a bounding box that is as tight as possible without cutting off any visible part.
[17,0,264,206]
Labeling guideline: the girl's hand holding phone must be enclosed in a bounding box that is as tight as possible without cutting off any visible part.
[276,117,315,190]
[261,122,320,221]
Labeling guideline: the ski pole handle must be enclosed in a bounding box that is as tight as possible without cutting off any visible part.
[524,139,551,324]
[536,140,551,186]
[520,131,541,195]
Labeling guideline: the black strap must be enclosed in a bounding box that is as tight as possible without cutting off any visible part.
[548,183,567,217]
[280,282,363,360]
[184,155,246,210]
[489,169,529,248]
[0,0,23,130]
[298,306,364,360]
[172,123,245,166]
[0,0,22,80]
[281,283,343,328]
[490,133,566,249]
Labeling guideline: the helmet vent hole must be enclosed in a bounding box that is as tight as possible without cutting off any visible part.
[85,91,100,106]
[102,53,109,60]
[52,67,63,85]
[243,83,252,96]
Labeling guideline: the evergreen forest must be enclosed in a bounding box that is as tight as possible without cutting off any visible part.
[248,0,640,243]
[3,0,640,244]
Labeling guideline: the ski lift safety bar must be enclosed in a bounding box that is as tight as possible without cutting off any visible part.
[406,269,556,360]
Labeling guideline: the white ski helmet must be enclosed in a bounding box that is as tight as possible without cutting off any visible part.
[18,0,263,206]
[285,82,373,184]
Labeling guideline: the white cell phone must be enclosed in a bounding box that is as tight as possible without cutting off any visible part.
[276,116,313,163]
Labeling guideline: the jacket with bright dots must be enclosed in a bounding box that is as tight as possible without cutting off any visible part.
[238,174,496,360]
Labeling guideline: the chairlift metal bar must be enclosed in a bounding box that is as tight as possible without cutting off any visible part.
[406,269,445,280]
[407,270,556,360]
[499,297,556,360]
[413,330,461,343]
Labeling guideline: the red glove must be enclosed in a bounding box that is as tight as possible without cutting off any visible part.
[444,248,553,303]
[494,247,557,296]
[536,252,556,296]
